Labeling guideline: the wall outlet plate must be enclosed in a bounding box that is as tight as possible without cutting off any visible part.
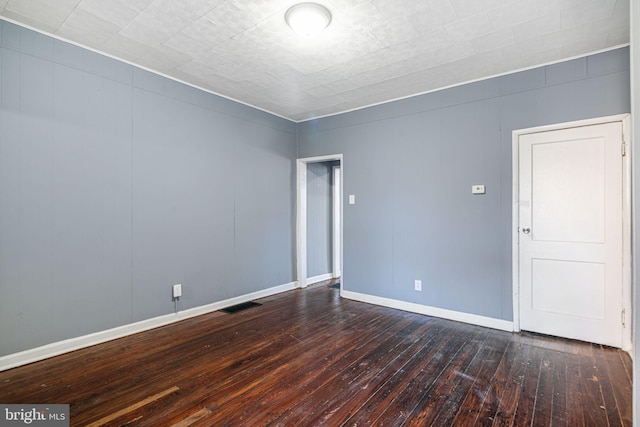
[414,280,422,291]
[472,185,486,194]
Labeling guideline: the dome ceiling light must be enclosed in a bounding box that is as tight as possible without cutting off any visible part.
[285,3,332,37]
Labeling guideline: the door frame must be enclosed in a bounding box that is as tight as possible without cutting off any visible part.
[296,154,343,289]
[332,165,342,278]
[511,114,632,350]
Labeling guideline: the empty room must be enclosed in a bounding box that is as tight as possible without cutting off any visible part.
[0,0,638,425]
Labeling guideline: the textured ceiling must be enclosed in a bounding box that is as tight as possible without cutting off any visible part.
[0,0,630,121]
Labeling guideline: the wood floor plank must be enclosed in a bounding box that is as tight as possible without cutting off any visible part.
[169,407,212,427]
[531,351,556,426]
[0,283,632,426]
[593,346,625,427]
[618,350,633,384]
[141,300,402,426]
[550,352,569,427]
[404,329,492,426]
[73,296,345,424]
[85,386,179,427]
[511,345,544,427]
[319,320,446,424]
[575,352,609,427]
[474,338,535,427]
[372,326,487,426]
[600,347,633,426]
[263,317,433,426]
[489,341,533,427]
[447,338,511,426]
[566,353,586,427]
[426,332,509,427]
[339,322,464,426]
[203,311,416,425]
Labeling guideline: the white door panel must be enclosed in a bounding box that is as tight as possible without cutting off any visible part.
[518,122,623,347]
[530,138,606,243]
[531,259,605,319]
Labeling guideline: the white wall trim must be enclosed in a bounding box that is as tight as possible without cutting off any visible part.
[512,132,521,333]
[307,273,334,285]
[0,281,296,372]
[622,115,633,352]
[511,114,631,137]
[511,114,632,350]
[296,160,308,288]
[332,165,342,279]
[631,1,639,424]
[341,290,514,332]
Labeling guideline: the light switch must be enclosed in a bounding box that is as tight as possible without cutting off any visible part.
[472,185,486,194]
[348,195,355,205]
[173,284,182,298]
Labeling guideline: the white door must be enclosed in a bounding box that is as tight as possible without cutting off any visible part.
[518,122,623,347]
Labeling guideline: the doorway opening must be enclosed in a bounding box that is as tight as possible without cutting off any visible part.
[296,155,343,290]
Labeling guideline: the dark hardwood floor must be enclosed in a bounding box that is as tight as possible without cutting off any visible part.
[0,282,632,426]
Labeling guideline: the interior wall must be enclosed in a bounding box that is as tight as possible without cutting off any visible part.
[0,21,297,356]
[298,47,631,322]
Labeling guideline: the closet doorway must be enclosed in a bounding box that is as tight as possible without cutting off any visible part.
[296,155,343,289]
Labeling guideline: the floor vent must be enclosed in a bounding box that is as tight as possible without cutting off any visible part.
[220,301,262,314]
[329,283,340,289]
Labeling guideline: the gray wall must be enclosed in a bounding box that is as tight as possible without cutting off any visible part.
[298,47,631,321]
[0,20,297,356]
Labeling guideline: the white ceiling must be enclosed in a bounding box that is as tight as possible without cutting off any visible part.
[0,0,630,122]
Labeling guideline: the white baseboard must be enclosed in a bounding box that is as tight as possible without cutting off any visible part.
[0,281,296,372]
[307,273,333,285]
[341,290,514,332]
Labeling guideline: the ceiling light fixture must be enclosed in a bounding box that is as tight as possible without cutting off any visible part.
[285,2,332,37]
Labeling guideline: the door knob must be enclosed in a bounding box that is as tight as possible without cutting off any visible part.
[522,227,530,234]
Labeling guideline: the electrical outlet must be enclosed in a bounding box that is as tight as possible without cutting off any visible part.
[173,284,182,298]
[414,280,422,291]
[472,185,486,194]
